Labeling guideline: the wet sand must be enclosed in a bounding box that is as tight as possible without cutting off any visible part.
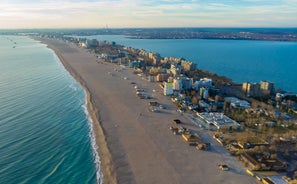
[37,38,256,184]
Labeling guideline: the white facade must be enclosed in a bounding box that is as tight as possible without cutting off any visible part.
[197,112,238,130]
[225,97,250,109]
[173,78,182,91]
[194,78,213,91]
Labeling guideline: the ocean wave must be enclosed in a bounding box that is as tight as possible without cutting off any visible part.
[69,83,78,91]
[82,91,103,184]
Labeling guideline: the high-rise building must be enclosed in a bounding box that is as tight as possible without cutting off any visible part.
[194,78,213,91]
[157,73,170,82]
[242,82,261,96]
[170,64,181,76]
[181,60,197,71]
[173,78,182,91]
[182,77,193,90]
[260,81,274,95]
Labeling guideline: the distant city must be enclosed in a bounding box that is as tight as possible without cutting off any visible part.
[2,28,297,42]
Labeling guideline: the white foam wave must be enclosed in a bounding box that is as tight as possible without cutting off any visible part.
[69,83,77,91]
[82,91,103,184]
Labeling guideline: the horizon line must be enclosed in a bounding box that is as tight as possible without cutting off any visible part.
[1,26,297,31]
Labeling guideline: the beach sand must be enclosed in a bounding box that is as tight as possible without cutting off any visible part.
[38,38,256,184]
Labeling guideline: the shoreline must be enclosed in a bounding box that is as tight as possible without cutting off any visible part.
[38,38,116,184]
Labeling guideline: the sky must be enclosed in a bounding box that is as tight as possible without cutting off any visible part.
[0,0,297,29]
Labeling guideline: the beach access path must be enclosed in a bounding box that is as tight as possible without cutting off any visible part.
[39,38,256,184]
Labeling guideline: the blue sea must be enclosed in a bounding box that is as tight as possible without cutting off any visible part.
[0,36,101,184]
[85,35,297,93]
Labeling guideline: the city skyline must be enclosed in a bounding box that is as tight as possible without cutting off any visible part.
[1,0,297,29]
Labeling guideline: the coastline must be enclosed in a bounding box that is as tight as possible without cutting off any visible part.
[84,85,115,184]
[35,37,256,184]
[37,38,116,184]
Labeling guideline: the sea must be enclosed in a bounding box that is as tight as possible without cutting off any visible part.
[84,35,297,93]
[0,36,101,184]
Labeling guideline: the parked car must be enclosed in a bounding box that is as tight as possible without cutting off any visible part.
[172,119,181,124]
[218,164,229,171]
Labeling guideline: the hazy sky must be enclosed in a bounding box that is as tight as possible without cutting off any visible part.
[1,0,297,29]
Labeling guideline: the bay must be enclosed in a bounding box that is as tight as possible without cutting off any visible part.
[85,35,297,93]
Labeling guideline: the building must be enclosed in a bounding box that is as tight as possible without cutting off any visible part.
[129,60,140,68]
[147,52,161,65]
[157,73,170,82]
[181,77,193,90]
[199,87,210,99]
[149,67,160,75]
[173,78,182,91]
[153,57,160,65]
[138,49,148,57]
[167,77,174,83]
[242,81,274,96]
[193,78,213,91]
[170,64,181,76]
[242,82,261,97]
[169,57,180,63]
[148,75,157,82]
[260,81,275,95]
[161,57,169,64]
[85,39,98,48]
[199,100,210,109]
[80,42,88,48]
[148,52,154,59]
[240,152,287,171]
[197,112,239,130]
[224,97,250,109]
[181,60,197,71]
[262,176,288,184]
[164,82,173,96]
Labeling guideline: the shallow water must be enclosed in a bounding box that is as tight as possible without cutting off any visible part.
[0,36,101,184]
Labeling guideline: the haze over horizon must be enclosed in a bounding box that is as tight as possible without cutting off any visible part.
[1,0,297,29]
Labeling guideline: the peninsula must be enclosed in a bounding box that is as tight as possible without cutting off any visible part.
[35,34,297,184]
[36,37,257,184]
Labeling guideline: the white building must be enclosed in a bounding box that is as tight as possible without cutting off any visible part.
[193,78,213,91]
[86,39,98,48]
[225,97,250,109]
[173,78,182,91]
[197,112,239,130]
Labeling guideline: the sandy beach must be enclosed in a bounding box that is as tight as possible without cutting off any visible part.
[38,38,256,184]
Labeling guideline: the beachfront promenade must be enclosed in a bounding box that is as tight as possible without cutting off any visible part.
[40,38,256,184]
